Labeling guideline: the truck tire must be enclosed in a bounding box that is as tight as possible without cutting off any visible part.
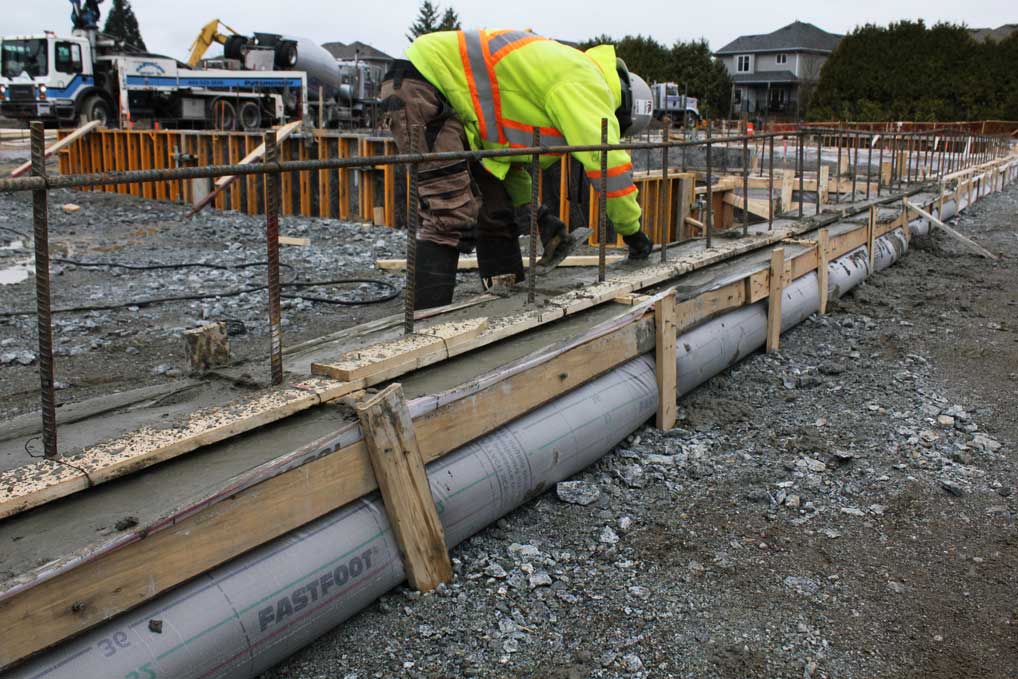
[239,101,261,131]
[210,98,237,131]
[80,95,111,126]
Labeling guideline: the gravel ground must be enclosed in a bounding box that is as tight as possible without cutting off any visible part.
[261,183,1018,679]
[0,186,412,419]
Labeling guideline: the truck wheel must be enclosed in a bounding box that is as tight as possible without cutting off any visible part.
[239,102,261,131]
[210,99,237,131]
[80,96,111,126]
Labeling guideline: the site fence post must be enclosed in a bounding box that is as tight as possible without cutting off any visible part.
[263,130,284,386]
[598,118,607,283]
[768,134,774,231]
[705,122,713,248]
[30,121,58,458]
[404,124,420,333]
[528,129,540,304]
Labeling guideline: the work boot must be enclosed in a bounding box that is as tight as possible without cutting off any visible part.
[535,206,591,274]
[412,240,459,310]
[476,236,525,289]
[623,231,653,261]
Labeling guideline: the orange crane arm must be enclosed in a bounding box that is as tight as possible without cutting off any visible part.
[187,19,241,67]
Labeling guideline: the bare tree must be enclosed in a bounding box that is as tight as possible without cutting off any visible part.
[797,54,825,120]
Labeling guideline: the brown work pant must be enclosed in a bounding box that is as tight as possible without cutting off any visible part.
[380,63,518,249]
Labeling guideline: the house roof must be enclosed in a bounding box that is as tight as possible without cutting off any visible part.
[321,41,394,62]
[715,21,841,55]
[731,70,799,84]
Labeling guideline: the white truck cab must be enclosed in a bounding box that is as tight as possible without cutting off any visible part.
[651,82,700,126]
[0,32,100,123]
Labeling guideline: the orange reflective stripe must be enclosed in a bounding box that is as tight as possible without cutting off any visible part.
[490,35,546,65]
[586,162,634,179]
[606,185,638,199]
[503,118,566,147]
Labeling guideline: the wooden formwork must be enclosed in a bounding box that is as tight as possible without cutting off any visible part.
[56,128,731,245]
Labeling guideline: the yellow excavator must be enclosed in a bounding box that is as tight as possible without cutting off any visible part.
[187,19,242,67]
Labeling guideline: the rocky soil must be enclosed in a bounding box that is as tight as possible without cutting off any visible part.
[262,183,1018,679]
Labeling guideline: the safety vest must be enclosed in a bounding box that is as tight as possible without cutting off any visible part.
[406,30,642,235]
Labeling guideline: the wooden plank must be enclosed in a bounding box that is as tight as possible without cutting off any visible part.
[677,174,693,240]
[722,192,771,218]
[278,235,311,246]
[654,294,678,430]
[153,133,168,201]
[140,133,154,200]
[299,140,311,216]
[318,134,331,218]
[9,120,102,178]
[375,254,625,271]
[312,318,490,382]
[356,384,453,591]
[818,165,829,207]
[766,247,785,352]
[780,169,794,211]
[904,198,997,259]
[245,134,259,215]
[212,134,225,210]
[338,137,351,220]
[228,135,242,211]
[817,228,830,314]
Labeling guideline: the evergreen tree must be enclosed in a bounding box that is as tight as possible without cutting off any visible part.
[103,0,146,52]
[407,1,442,41]
[438,7,461,31]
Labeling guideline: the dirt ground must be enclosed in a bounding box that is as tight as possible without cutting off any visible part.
[261,184,1018,679]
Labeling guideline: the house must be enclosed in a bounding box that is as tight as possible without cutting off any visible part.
[714,21,841,118]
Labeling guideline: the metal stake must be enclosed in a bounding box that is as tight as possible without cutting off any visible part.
[404,125,420,333]
[742,135,749,234]
[768,134,774,231]
[797,130,804,217]
[263,130,283,385]
[31,121,58,458]
[866,135,873,199]
[528,128,540,304]
[661,118,670,262]
[598,118,607,283]
[815,132,821,215]
[705,122,713,248]
[835,124,842,204]
[851,132,859,198]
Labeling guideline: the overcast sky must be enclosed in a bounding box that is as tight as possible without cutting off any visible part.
[5,0,1013,61]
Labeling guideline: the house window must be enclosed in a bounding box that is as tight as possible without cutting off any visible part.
[776,53,787,65]
[737,55,751,72]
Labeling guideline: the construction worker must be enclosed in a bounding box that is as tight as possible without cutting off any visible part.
[381,29,654,309]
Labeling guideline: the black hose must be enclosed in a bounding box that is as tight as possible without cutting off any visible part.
[0,225,30,240]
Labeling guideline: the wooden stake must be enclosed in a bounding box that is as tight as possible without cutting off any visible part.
[766,247,785,352]
[654,293,678,430]
[817,229,830,314]
[356,384,452,592]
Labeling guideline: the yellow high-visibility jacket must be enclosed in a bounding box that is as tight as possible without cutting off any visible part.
[406,29,641,235]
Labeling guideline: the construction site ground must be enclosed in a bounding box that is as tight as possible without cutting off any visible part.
[260,185,1018,678]
[0,145,1015,678]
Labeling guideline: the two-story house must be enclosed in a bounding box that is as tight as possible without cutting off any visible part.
[714,21,841,118]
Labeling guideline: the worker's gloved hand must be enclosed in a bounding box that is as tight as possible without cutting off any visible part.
[622,231,653,261]
[537,206,568,248]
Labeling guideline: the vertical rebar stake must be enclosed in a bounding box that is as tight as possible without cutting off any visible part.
[768,134,774,231]
[661,118,670,262]
[31,121,58,458]
[866,135,873,199]
[405,125,420,333]
[742,135,749,235]
[797,131,804,217]
[851,132,859,198]
[835,125,842,204]
[815,132,821,215]
[528,128,540,304]
[705,122,713,249]
[263,130,283,386]
[598,118,608,283]
[877,136,884,196]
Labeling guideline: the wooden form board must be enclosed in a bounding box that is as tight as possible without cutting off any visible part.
[375,254,625,271]
[11,120,101,178]
[2,161,1014,668]
[356,384,452,591]
[654,294,678,430]
[766,248,786,352]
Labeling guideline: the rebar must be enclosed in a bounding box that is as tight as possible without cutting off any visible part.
[851,132,859,198]
[815,132,821,215]
[661,117,670,263]
[263,130,283,386]
[742,135,749,234]
[797,131,804,217]
[598,118,607,283]
[528,128,539,304]
[877,135,884,197]
[768,134,774,231]
[31,121,58,459]
[705,122,713,248]
[835,125,842,204]
[866,135,873,199]
[404,124,420,333]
